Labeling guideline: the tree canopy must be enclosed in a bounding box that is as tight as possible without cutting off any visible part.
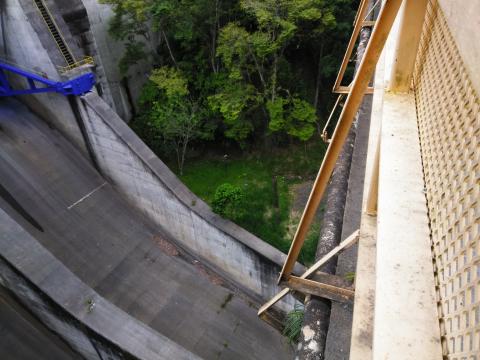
[102,0,357,169]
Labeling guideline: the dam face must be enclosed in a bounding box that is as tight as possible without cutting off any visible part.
[0,1,298,358]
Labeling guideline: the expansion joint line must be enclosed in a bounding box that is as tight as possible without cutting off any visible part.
[67,182,107,210]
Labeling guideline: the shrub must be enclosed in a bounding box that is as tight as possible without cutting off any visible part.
[211,183,245,221]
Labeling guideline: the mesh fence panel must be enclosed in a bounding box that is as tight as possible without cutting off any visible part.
[414,1,480,359]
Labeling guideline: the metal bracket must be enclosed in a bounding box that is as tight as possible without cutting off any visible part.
[362,20,376,27]
[335,85,374,94]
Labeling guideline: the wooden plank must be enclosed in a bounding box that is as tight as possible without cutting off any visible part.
[286,276,354,303]
[258,230,359,316]
[313,271,354,290]
[298,230,359,279]
[278,0,403,281]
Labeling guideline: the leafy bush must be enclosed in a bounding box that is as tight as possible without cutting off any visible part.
[211,183,245,221]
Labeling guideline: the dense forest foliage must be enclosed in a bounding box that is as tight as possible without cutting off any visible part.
[101,0,357,172]
[101,0,357,263]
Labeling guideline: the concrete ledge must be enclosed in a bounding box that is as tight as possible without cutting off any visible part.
[373,92,442,359]
[350,12,442,357]
[0,207,199,360]
[350,50,442,358]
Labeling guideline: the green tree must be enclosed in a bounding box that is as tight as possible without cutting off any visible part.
[102,0,240,74]
[208,78,259,144]
[293,0,356,118]
[149,0,237,72]
[119,42,148,75]
[213,0,334,143]
[99,0,152,74]
[267,97,317,141]
[103,0,357,149]
[144,67,214,174]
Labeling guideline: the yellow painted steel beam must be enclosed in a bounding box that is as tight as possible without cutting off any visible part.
[321,94,344,143]
[58,56,95,74]
[278,0,404,282]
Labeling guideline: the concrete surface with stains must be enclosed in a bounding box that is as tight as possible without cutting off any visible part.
[0,98,292,359]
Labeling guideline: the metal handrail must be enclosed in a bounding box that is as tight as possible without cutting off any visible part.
[57,56,95,74]
[321,94,345,143]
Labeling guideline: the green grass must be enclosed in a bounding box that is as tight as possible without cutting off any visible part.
[181,156,292,254]
[178,140,327,265]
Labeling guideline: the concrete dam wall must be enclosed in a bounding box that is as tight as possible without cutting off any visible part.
[0,98,293,359]
[78,92,302,309]
[0,0,301,358]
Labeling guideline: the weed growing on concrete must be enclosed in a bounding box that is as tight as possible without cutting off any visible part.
[283,304,305,344]
[344,272,356,282]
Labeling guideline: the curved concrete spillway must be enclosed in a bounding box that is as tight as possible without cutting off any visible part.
[0,98,292,359]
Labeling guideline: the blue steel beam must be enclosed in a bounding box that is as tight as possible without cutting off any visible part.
[0,62,95,97]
